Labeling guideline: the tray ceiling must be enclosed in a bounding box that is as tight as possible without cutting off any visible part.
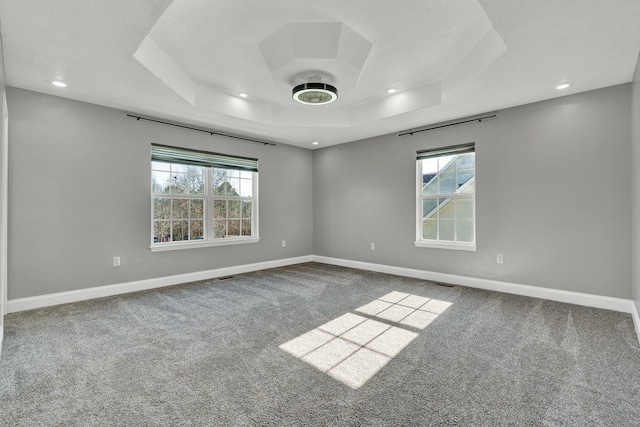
[0,0,638,148]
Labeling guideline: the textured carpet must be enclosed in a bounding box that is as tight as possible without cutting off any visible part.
[1,262,639,426]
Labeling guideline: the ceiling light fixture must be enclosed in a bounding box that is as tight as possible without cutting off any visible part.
[312,141,319,145]
[238,92,249,98]
[387,88,397,94]
[292,80,338,105]
[51,80,67,87]
[556,83,572,90]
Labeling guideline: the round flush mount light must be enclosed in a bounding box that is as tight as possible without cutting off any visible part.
[51,80,67,88]
[292,82,338,105]
[387,88,397,94]
[238,92,249,98]
[312,141,319,146]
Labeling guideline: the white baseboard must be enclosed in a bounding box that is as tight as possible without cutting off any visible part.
[312,255,635,314]
[6,253,638,331]
[7,255,313,313]
[632,301,640,345]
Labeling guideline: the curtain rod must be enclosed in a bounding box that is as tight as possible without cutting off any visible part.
[398,114,497,137]
[126,114,277,147]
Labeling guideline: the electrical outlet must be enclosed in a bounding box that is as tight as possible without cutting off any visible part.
[113,256,121,267]
[370,243,375,251]
[282,240,286,248]
[496,254,504,264]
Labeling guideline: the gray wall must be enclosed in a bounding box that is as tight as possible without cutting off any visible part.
[0,25,5,329]
[314,84,632,299]
[7,87,313,300]
[632,53,640,313]
[6,82,635,301]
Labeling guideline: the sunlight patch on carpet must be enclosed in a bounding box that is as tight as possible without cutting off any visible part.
[279,291,452,389]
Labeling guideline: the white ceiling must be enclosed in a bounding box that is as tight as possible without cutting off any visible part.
[1,0,639,149]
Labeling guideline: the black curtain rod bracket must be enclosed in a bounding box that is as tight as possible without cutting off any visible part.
[126,114,277,147]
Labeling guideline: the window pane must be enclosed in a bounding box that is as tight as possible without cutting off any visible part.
[228,220,241,236]
[217,182,234,196]
[153,198,171,220]
[227,170,240,178]
[227,178,240,196]
[464,179,475,194]
[152,171,171,193]
[171,164,190,174]
[172,220,189,241]
[422,199,437,218]
[185,166,205,194]
[228,200,241,219]
[456,154,474,170]
[152,161,171,172]
[439,220,454,241]
[438,155,456,171]
[154,221,171,243]
[438,198,454,219]
[242,201,252,219]
[421,158,438,174]
[423,219,437,240]
[190,199,204,219]
[214,220,226,238]
[214,200,226,218]
[172,199,189,219]
[241,219,252,236]
[212,169,227,195]
[240,178,253,197]
[190,220,204,240]
[169,173,189,194]
[456,171,474,191]
[457,198,473,220]
[240,171,252,179]
[439,172,456,193]
[457,220,474,242]
[422,176,437,195]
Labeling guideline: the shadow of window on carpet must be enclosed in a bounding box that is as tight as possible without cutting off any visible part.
[279,291,452,389]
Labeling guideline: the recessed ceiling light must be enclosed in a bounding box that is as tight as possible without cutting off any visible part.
[387,88,397,94]
[51,80,67,88]
[556,83,572,90]
[312,141,319,145]
[238,93,249,98]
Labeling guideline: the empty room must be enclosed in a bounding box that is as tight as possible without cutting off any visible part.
[1,0,640,425]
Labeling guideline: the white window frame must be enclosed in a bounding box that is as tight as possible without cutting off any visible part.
[150,164,259,252]
[415,145,476,251]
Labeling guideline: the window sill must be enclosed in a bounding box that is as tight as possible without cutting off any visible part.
[150,237,260,252]
[414,241,477,251]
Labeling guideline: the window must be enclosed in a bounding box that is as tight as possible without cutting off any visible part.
[150,144,258,251]
[416,143,476,251]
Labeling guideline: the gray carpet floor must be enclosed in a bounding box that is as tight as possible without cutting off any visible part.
[1,262,639,426]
